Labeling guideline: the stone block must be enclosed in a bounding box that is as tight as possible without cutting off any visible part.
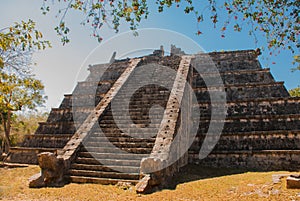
[136,175,151,194]
[287,175,300,189]
[29,152,66,188]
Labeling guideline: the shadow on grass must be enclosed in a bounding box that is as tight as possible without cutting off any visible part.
[164,164,252,190]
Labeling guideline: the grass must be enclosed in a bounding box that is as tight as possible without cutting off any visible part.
[0,165,299,201]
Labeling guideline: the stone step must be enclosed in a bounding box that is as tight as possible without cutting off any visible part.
[98,123,161,128]
[72,91,168,99]
[108,104,168,110]
[77,80,115,86]
[75,157,141,167]
[47,109,74,122]
[21,134,73,148]
[113,92,170,97]
[88,61,128,73]
[70,163,140,173]
[69,169,139,180]
[196,114,300,121]
[196,98,300,117]
[73,87,111,97]
[70,94,105,107]
[197,117,300,133]
[84,141,154,148]
[197,96,300,104]
[90,132,157,139]
[221,129,300,136]
[91,129,159,137]
[189,149,300,171]
[82,146,152,154]
[192,67,270,76]
[191,130,300,152]
[88,136,156,143]
[102,108,166,114]
[99,119,162,124]
[194,82,289,101]
[210,149,300,154]
[192,68,274,87]
[26,134,74,137]
[87,68,126,82]
[111,100,169,107]
[70,176,138,185]
[77,151,149,160]
[99,117,164,123]
[35,122,77,134]
[207,52,261,72]
[92,127,159,132]
[74,81,112,93]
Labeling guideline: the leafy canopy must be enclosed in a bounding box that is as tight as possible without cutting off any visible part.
[289,87,300,97]
[41,0,299,55]
[0,72,45,114]
[0,19,51,70]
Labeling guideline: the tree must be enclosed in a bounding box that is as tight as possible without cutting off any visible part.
[289,87,300,97]
[0,111,48,149]
[0,73,45,153]
[41,0,299,59]
[0,19,51,71]
[0,20,50,153]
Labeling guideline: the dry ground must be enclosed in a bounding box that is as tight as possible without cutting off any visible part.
[0,165,299,201]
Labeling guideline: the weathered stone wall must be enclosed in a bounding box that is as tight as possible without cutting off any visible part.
[197,98,300,119]
[226,98,300,116]
[196,115,300,134]
[189,50,300,171]
[208,50,261,72]
[7,147,58,164]
[189,150,300,171]
[21,134,73,148]
[35,122,77,134]
[192,69,274,87]
[190,131,300,153]
[195,83,289,102]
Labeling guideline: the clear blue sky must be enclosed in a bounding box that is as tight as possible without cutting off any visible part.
[1,0,299,110]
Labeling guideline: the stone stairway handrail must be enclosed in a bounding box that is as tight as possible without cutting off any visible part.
[136,55,193,193]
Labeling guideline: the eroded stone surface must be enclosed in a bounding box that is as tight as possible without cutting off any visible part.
[29,152,65,188]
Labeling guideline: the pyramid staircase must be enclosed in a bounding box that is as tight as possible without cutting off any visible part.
[7,48,300,191]
[69,56,179,184]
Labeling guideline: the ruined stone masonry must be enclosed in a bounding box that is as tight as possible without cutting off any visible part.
[6,47,300,192]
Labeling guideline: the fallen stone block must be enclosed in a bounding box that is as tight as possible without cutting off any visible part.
[286,175,300,189]
[136,175,151,194]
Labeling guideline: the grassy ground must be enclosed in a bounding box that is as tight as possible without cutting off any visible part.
[0,165,299,201]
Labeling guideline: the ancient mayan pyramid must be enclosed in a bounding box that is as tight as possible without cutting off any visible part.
[7,47,300,191]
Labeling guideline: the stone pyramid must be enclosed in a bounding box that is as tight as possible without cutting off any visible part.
[7,47,300,191]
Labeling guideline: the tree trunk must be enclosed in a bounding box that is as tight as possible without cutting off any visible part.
[1,112,11,154]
